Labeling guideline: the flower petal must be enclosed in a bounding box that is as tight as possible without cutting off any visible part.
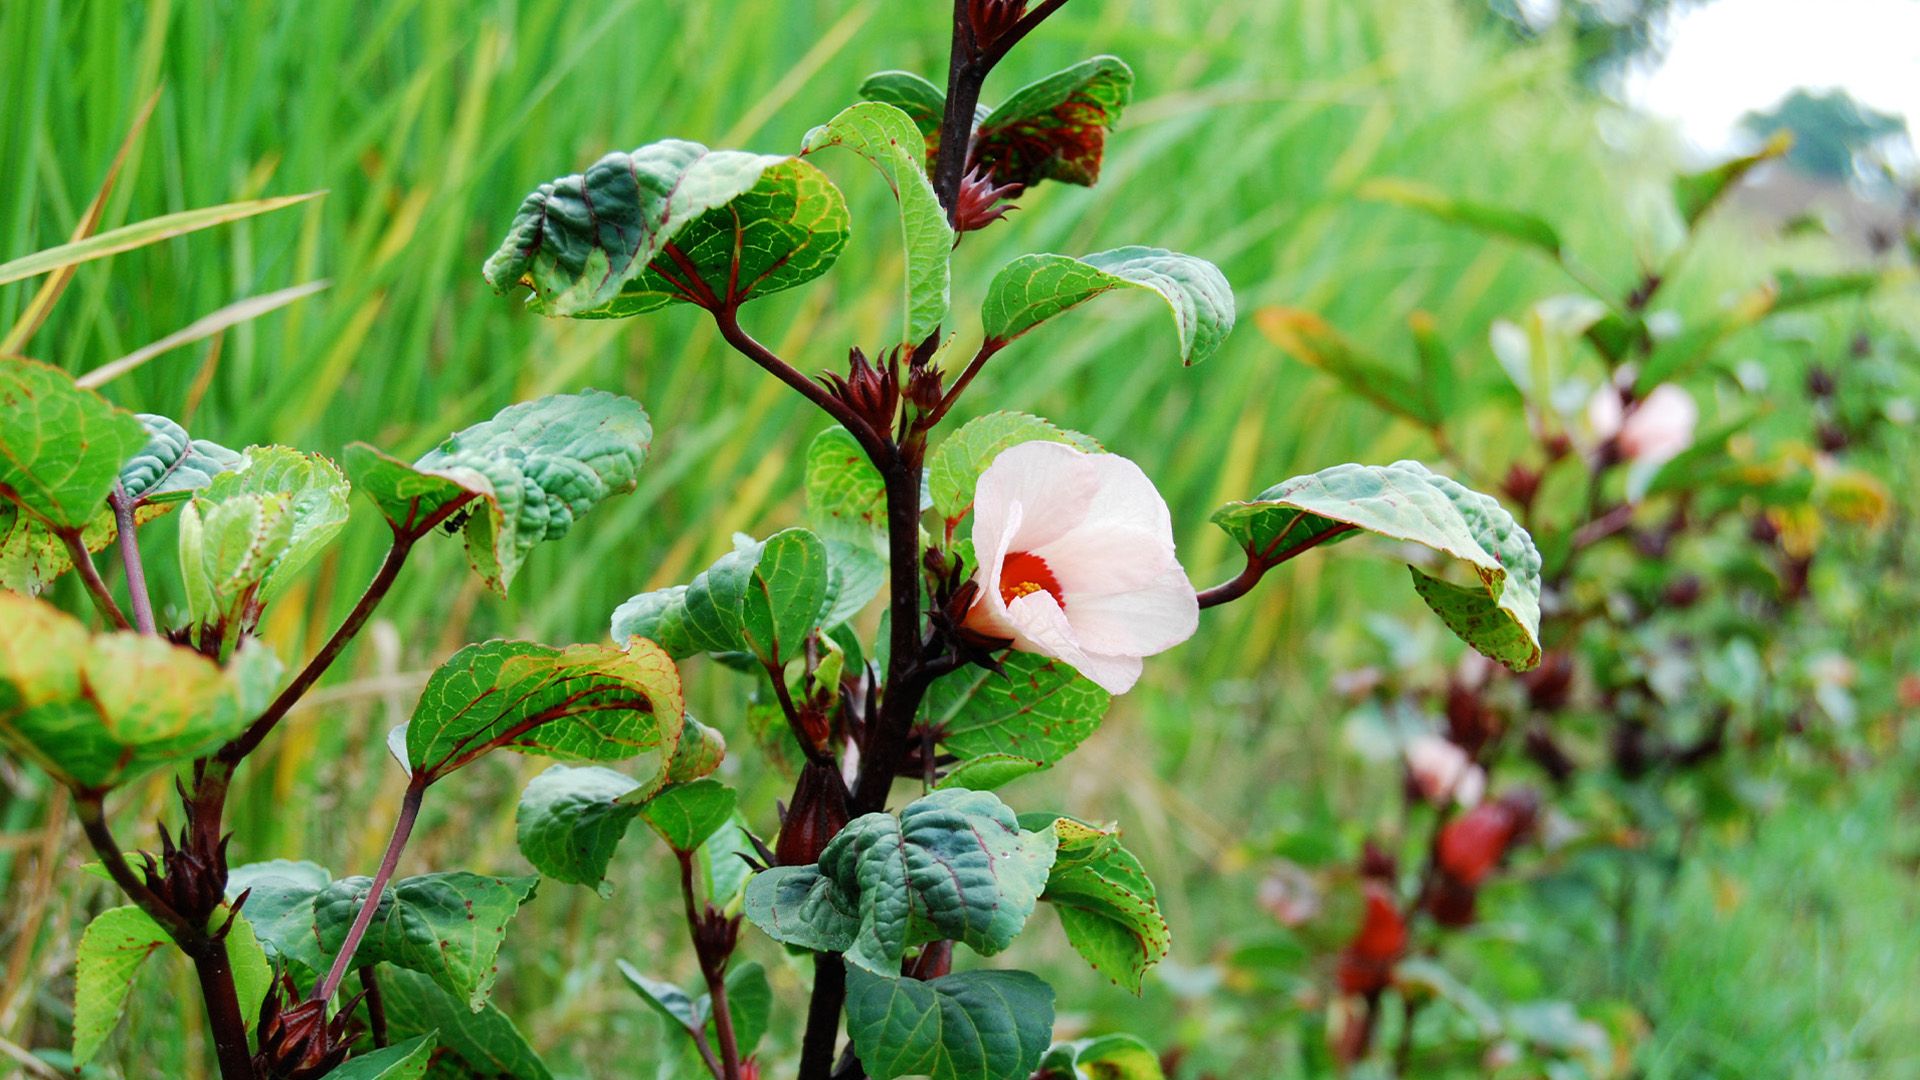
[1052,562,1199,657]
[1006,591,1144,694]
[970,441,1097,557]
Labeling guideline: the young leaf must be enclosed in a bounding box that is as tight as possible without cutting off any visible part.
[805,426,887,545]
[933,752,1048,792]
[926,412,1093,527]
[483,140,848,318]
[981,247,1235,366]
[802,102,953,342]
[744,788,1058,975]
[404,638,685,788]
[0,357,150,531]
[326,1034,437,1080]
[345,390,651,593]
[857,70,948,146]
[226,859,333,975]
[844,967,1055,1080]
[1212,461,1543,670]
[178,492,295,630]
[636,777,738,853]
[610,585,700,660]
[71,906,169,1067]
[118,413,244,507]
[377,966,554,1080]
[1036,1034,1166,1080]
[683,528,831,667]
[514,765,647,896]
[197,446,351,602]
[974,56,1134,188]
[625,961,774,1078]
[0,594,273,789]
[1258,308,1442,426]
[1672,132,1790,230]
[922,652,1112,770]
[1358,178,1564,258]
[313,872,539,1010]
[1020,815,1170,994]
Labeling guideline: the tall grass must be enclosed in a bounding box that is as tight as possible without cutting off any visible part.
[1,1,1902,1076]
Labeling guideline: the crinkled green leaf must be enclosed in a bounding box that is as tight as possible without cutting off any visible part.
[0,593,276,789]
[344,390,650,594]
[72,905,272,1068]
[1036,1034,1165,1080]
[1211,460,1543,670]
[1359,178,1564,258]
[636,777,737,853]
[514,765,646,896]
[683,528,830,667]
[119,413,243,506]
[803,102,952,341]
[926,412,1097,528]
[377,966,553,1080]
[198,446,351,602]
[610,585,700,660]
[314,872,538,1011]
[845,967,1055,1080]
[744,788,1057,975]
[405,638,684,788]
[1019,815,1169,994]
[982,247,1235,366]
[922,652,1111,771]
[975,56,1134,188]
[227,859,333,975]
[328,1033,437,1080]
[179,491,294,630]
[805,426,887,545]
[0,357,150,532]
[484,140,848,318]
[665,713,727,784]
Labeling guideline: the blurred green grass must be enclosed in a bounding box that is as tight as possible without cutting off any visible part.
[2,0,1910,1076]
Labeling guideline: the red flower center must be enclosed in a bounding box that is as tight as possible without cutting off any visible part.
[998,551,1064,608]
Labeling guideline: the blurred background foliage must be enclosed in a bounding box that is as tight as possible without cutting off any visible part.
[1,0,1916,1077]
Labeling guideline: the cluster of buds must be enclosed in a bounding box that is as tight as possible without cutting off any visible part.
[140,778,236,931]
[826,333,946,440]
[951,164,1025,238]
[1427,789,1540,928]
[251,973,358,1079]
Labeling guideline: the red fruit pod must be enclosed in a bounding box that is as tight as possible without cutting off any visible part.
[1336,882,1406,995]
[774,761,852,867]
[1436,804,1517,888]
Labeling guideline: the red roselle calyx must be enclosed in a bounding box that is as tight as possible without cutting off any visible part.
[1429,790,1540,928]
[775,760,852,867]
[965,0,1028,51]
[950,164,1025,237]
[1336,881,1406,995]
[252,974,357,1080]
[824,346,901,435]
[141,779,236,931]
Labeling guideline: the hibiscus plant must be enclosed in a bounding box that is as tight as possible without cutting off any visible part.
[0,4,1552,1079]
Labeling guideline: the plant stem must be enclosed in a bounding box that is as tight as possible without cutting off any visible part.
[931,1,985,213]
[59,530,130,630]
[109,484,155,633]
[313,778,425,1004]
[924,339,1005,428]
[188,937,258,1080]
[678,851,741,1080]
[798,954,848,1080]
[712,305,888,463]
[361,967,389,1048]
[1195,523,1360,610]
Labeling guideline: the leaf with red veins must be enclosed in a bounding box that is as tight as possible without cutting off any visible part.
[972,56,1134,189]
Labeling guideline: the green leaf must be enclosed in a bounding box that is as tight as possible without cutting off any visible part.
[327,1034,437,1080]
[0,594,272,788]
[404,638,685,788]
[617,961,702,1029]
[313,872,539,1010]
[484,140,848,318]
[1211,460,1543,670]
[823,539,887,628]
[226,912,275,1037]
[700,817,757,912]
[1672,133,1790,230]
[1359,178,1564,258]
[0,357,150,531]
[377,966,553,1080]
[1257,308,1441,426]
[857,70,947,144]
[982,247,1235,366]
[227,859,333,975]
[683,528,830,667]
[610,585,701,660]
[975,56,1134,188]
[622,961,773,1079]
[346,390,650,594]
[119,413,244,507]
[72,906,169,1067]
[198,446,352,602]
[744,788,1057,975]
[514,765,646,896]
[637,778,738,853]
[665,713,727,784]
[922,652,1111,770]
[178,492,294,630]
[926,412,1094,527]
[1036,1034,1165,1080]
[1020,815,1169,994]
[0,193,323,287]
[844,967,1055,1080]
[805,426,887,545]
[933,752,1047,792]
[802,102,953,342]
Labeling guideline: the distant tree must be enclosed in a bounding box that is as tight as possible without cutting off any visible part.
[1741,89,1911,182]
[1476,0,1711,82]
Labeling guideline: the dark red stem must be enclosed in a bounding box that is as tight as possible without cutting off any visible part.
[109,484,156,634]
[313,777,425,1004]
[1196,523,1361,610]
[679,850,742,1080]
[59,529,130,630]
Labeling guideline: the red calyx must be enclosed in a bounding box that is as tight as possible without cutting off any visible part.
[965,0,1028,51]
[252,974,358,1079]
[950,164,1025,237]
[775,760,853,867]
[1429,790,1541,927]
[1336,881,1407,995]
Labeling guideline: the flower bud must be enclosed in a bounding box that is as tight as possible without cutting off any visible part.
[1336,882,1406,995]
[775,761,852,867]
[252,974,355,1080]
